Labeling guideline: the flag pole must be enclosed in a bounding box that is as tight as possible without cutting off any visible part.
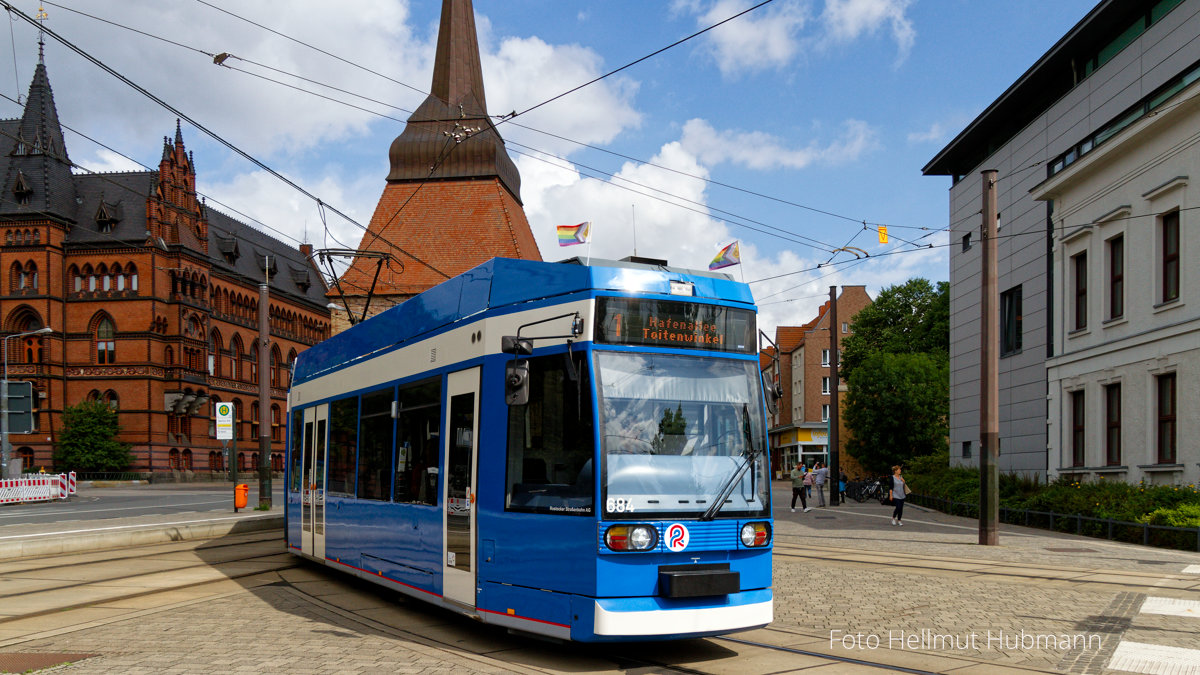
[586,222,593,266]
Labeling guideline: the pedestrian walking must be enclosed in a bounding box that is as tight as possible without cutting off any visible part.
[813,461,829,507]
[789,464,811,512]
[889,465,910,525]
[839,469,848,501]
[802,464,814,500]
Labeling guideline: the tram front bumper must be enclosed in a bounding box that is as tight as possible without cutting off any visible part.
[591,588,772,638]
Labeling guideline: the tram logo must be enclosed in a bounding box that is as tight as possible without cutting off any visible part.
[665,523,690,552]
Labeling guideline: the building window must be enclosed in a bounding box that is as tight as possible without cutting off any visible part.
[841,322,848,333]
[1157,373,1176,464]
[821,404,830,422]
[1070,390,1085,467]
[1072,252,1087,330]
[1001,286,1023,355]
[96,319,116,364]
[1108,236,1123,320]
[1161,210,1179,303]
[821,349,830,366]
[962,440,972,458]
[821,376,831,394]
[962,232,972,252]
[1104,384,1120,466]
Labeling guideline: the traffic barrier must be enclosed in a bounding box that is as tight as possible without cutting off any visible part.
[68,471,76,494]
[0,475,59,504]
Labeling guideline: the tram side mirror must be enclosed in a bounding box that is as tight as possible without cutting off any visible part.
[506,359,530,406]
[762,373,782,415]
[502,336,533,355]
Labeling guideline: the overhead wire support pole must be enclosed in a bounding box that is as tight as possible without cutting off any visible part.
[258,256,272,510]
[828,286,840,507]
[979,170,1000,545]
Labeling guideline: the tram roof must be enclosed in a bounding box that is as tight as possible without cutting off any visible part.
[294,257,754,385]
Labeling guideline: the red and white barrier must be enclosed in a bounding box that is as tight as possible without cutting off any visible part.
[0,474,73,504]
[69,471,76,494]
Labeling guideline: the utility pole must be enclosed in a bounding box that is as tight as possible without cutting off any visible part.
[828,286,840,506]
[258,256,273,510]
[979,170,1000,545]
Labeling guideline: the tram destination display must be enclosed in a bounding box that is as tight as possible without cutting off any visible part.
[594,297,755,354]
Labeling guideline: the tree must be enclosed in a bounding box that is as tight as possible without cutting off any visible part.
[53,400,133,472]
[839,278,949,383]
[843,352,948,472]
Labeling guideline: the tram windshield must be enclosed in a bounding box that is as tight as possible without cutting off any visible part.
[597,351,770,519]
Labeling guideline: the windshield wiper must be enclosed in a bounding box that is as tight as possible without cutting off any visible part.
[699,403,761,521]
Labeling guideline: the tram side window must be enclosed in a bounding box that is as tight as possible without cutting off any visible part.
[394,377,440,506]
[328,396,358,496]
[505,352,594,515]
[288,409,303,492]
[357,388,394,501]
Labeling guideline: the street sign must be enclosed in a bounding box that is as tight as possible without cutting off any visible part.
[6,381,34,434]
[215,401,234,440]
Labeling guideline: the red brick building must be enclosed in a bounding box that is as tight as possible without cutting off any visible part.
[765,287,872,472]
[331,0,540,332]
[0,56,330,475]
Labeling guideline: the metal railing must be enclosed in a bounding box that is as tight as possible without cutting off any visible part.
[909,493,1200,552]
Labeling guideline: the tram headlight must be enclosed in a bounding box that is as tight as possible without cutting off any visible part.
[740,522,771,547]
[605,524,659,552]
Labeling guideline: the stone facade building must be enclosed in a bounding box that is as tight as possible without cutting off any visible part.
[924,0,1197,482]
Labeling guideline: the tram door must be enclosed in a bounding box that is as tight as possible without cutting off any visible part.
[301,404,328,560]
[442,368,480,606]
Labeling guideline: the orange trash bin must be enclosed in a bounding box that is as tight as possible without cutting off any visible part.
[234,484,249,512]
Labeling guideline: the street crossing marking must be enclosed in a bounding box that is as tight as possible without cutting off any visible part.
[1183,565,1200,575]
[1107,641,1200,675]
[1140,597,1200,619]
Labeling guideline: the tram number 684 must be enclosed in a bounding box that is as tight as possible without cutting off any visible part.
[606,497,634,513]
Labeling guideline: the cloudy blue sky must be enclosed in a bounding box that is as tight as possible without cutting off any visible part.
[3,0,1096,333]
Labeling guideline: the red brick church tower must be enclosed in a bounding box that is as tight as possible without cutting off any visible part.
[331,0,541,331]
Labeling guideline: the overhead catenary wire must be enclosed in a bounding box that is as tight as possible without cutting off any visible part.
[13,1,971,304]
[1,0,455,286]
[33,0,943,254]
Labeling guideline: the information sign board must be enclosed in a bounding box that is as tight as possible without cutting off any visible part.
[215,401,234,440]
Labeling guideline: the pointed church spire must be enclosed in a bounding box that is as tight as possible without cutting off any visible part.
[386,0,521,202]
[175,118,183,145]
[0,54,76,219]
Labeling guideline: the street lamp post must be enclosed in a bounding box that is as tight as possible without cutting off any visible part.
[2,326,54,478]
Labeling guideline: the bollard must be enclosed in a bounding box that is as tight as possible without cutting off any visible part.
[234,483,249,512]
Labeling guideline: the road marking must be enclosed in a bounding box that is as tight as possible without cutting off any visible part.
[0,514,277,541]
[1108,641,1200,674]
[1141,597,1200,618]
[0,499,229,521]
[1183,565,1200,575]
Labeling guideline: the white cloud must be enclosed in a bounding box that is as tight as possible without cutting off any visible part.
[694,0,810,76]
[820,0,915,63]
[680,118,878,170]
[482,36,641,154]
[907,122,946,144]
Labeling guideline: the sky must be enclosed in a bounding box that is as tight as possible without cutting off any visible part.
[1,0,1098,336]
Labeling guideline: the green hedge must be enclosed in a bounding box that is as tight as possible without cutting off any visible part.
[904,451,1200,524]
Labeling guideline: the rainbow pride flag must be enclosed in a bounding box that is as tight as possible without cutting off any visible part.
[709,241,740,270]
[557,222,591,246]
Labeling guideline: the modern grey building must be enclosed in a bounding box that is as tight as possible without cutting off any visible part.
[923,0,1196,480]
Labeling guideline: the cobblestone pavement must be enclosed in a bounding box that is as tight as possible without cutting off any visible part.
[766,484,1200,674]
[0,483,1196,674]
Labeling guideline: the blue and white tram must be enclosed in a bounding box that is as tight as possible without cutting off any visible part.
[286,257,773,641]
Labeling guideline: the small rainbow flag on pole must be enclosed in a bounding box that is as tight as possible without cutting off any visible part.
[709,241,741,270]
[557,222,591,246]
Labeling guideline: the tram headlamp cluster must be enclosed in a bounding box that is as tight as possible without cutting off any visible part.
[605,524,658,552]
[740,522,771,547]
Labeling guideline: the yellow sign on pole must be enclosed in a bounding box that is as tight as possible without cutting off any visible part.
[878,225,889,244]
